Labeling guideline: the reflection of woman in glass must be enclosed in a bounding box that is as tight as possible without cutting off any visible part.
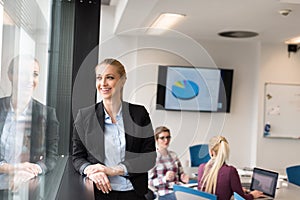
[0,55,59,191]
[148,126,189,200]
[198,136,263,200]
[72,58,156,200]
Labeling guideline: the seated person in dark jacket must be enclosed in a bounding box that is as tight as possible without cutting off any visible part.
[0,55,59,191]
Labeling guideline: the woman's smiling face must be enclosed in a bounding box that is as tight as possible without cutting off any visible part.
[95,64,125,100]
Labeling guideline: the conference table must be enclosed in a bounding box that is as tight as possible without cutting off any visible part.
[187,167,300,200]
[2,162,299,199]
[274,181,300,199]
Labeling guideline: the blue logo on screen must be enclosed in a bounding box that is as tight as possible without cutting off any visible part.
[171,80,199,100]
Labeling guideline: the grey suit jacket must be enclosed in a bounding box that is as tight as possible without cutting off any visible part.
[0,97,59,173]
[72,101,156,196]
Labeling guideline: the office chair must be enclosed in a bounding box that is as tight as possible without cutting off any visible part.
[233,192,245,200]
[286,165,300,186]
[189,144,211,167]
[173,184,217,200]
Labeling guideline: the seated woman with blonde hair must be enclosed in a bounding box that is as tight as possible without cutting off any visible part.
[197,136,263,200]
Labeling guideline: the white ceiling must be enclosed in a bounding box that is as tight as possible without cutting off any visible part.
[108,0,300,43]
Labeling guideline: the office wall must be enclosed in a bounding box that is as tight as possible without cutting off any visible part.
[197,40,260,168]
[99,36,261,168]
[100,5,261,168]
[134,39,261,169]
[257,43,300,170]
[100,5,300,171]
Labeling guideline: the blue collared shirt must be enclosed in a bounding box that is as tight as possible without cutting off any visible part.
[103,107,133,191]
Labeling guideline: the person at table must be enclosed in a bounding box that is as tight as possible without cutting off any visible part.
[0,55,59,191]
[197,135,263,200]
[72,58,156,200]
[148,126,189,200]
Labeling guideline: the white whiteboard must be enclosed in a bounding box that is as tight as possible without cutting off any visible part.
[264,83,300,139]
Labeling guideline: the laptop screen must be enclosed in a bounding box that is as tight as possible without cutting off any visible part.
[250,168,278,198]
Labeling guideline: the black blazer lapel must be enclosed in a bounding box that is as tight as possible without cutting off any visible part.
[0,97,10,160]
[30,100,46,162]
[86,102,105,162]
[0,97,10,135]
[122,101,135,151]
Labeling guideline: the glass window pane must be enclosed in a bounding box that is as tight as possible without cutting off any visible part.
[0,1,66,199]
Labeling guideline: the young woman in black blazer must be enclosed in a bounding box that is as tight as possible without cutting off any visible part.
[72,58,156,200]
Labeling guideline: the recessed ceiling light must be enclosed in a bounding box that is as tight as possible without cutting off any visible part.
[218,31,259,38]
[279,8,292,16]
[285,36,300,44]
[147,13,185,35]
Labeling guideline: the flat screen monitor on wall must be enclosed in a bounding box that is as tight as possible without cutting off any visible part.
[156,65,234,113]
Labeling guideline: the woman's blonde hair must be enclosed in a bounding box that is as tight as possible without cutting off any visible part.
[200,135,229,194]
[97,58,127,79]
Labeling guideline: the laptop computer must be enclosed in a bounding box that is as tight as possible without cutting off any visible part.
[248,167,279,199]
